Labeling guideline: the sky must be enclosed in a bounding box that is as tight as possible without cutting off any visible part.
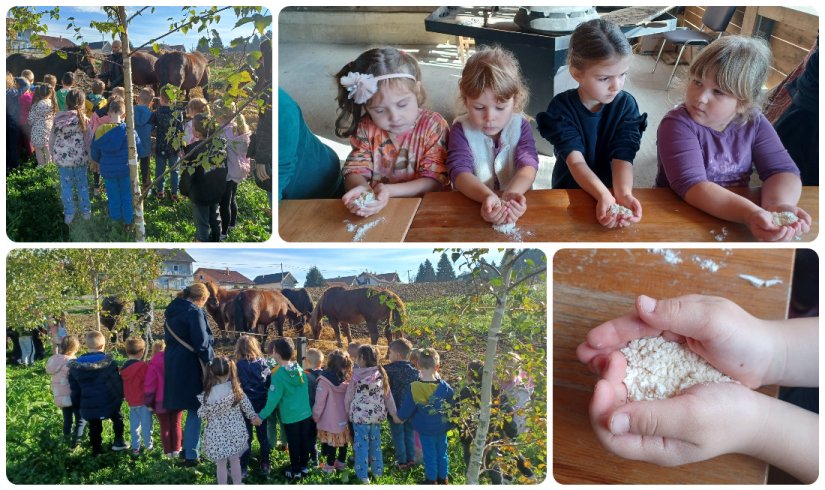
[184,248,507,285]
[26,6,271,50]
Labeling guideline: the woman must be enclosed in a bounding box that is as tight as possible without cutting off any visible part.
[163,283,215,465]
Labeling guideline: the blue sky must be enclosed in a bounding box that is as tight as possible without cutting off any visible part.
[26,6,270,50]
[185,248,507,285]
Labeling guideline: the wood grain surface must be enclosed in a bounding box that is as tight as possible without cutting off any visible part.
[553,248,795,484]
[404,187,818,243]
[278,198,421,242]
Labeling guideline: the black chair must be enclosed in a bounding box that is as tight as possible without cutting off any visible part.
[652,6,737,89]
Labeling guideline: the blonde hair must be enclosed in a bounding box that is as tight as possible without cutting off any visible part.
[234,335,263,361]
[61,336,80,356]
[180,283,210,303]
[305,348,324,369]
[43,74,57,87]
[151,340,165,356]
[139,87,155,104]
[6,72,14,90]
[417,347,440,370]
[203,357,244,406]
[186,97,210,117]
[459,46,529,113]
[214,100,249,134]
[21,69,34,83]
[125,337,146,356]
[85,331,105,350]
[688,35,771,122]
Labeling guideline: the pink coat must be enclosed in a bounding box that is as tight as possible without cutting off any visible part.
[143,350,167,413]
[45,354,75,408]
[312,374,350,434]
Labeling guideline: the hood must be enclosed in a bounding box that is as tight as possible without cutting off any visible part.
[352,366,382,384]
[165,297,199,322]
[121,359,147,381]
[94,122,127,149]
[70,352,115,378]
[45,354,72,374]
[278,362,306,387]
[321,369,344,386]
[54,110,82,129]
[318,371,348,392]
[15,77,29,91]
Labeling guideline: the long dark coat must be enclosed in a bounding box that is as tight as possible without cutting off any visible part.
[163,297,214,411]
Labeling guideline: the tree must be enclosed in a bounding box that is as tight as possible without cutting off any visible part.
[6,249,65,332]
[304,267,327,287]
[435,252,456,282]
[210,29,224,50]
[415,259,437,283]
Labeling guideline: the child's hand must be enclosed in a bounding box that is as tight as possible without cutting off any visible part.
[763,205,812,237]
[89,161,100,173]
[745,209,794,242]
[480,195,510,224]
[342,184,389,217]
[595,196,620,229]
[251,415,262,426]
[577,294,780,388]
[391,414,403,424]
[501,192,527,222]
[255,162,270,182]
[614,194,642,227]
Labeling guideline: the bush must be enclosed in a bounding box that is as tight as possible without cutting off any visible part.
[6,165,69,242]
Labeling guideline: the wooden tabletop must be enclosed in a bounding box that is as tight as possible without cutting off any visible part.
[553,248,794,484]
[278,198,421,242]
[404,187,818,242]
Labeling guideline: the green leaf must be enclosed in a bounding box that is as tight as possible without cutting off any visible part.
[152,42,160,53]
[253,14,272,34]
[209,47,220,58]
[234,16,255,28]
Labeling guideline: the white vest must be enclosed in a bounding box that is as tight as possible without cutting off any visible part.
[456,113,523,190]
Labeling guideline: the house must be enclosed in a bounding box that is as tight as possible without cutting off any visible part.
[155,249,196,291]
[87,40,112,56]
[323,275,357,288]
[253,272,298,290]
[325,272,400,287]
[38,35,77,50]
[194,268,254,288]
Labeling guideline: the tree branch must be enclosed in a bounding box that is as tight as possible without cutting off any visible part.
[509,266,547,290]
[128,6,234,55]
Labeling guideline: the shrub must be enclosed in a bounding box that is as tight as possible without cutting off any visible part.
[6,165,69,242]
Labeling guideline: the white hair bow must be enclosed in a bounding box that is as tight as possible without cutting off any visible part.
[340,71,417,105]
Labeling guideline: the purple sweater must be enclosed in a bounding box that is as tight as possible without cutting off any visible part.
[446,117,539,189]
[656,105,799,198]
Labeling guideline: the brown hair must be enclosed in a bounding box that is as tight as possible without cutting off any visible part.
[125,337,146,356]
[305,348,324,368]
[358,344,391,396]
[409,348,421,368]
[107,96,125,116]
[85,331,105,351]
[91,79,105,95]
[203,357,244,406]
[65,89,88,132]
[459,46,529,113]
[43,74,58,88]
[234,335,263,361]
[193,113,212,138]
[186,97,210,117]
[567,18,631,71]
[324,349,352,381]
[33,83,58,116]
[138,86,154,104]
[334,47,424,138]
[61,335,80,356]
[61,71,74,87]
[389,338,413,359]
[269,337,295,361]
[417,347,440,370]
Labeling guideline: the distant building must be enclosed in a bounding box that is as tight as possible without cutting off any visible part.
[325,272,400,287]
[37,35,77,50]
[194,268,254,288]
[87,40,112,56]
[155,249,196,291]
[253,272,298,290]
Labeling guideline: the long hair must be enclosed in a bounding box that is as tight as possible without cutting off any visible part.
[179,282,209,303]
[567,18,631,71]
[33,83,57,116]
[325,349,353,382]
[234,335,263,361]
[459,46,529,114]
[358,344,390,396]
[203,356,244,406]
[65,88,88,132]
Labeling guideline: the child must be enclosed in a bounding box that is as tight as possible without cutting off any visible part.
[347,341,362,368]
[56,71,73,111]
[215,101,251,239]
[398,348,454,484]
[312,349,352,473]
[134,87,155,194]
[120,337,153,455]
[447,46,539,225]
[537,18,647,228]
[345,345,401,483]
[178,113,228,242]
[256,338,313,480]
[68,331,127,455]
[184,97,210,145]
[45,335,86,447]
[144,340,183,458]
[28,83,57,166]
[90,97,140,228]
[655,35,811,242]
[21,69,34,87]
[49,312,69,354]
[335,47,450,217]
[303,348,325,465]
[43,73,57,89]
[383,338,420,469]
[50,88,92,224]
[197,357,261,485]
[152,85,183,200]
[86,79,107,116]
[234,335,272,477]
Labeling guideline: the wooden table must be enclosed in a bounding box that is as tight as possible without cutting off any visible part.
[278,198,421,242]
[405,187,818,242]
[553,248,794,484]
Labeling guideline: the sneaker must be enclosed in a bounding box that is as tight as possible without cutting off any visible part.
[301,467,310,476]
[146,444,154,452]
[170,193,179,202]
[182,458,199,467]
[64,214,74,225]
[241,468,249,479]
[436,478,449,485]
[360,478,370,484]
[320,463,336,474]
[171,450,180,458]
[131,448,141,456]
[259,462,270,476]
[219,233,228,241]
[112,441,128,451]
[333,460,346,470]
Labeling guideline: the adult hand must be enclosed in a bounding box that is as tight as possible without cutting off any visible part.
[255,162,270,182]
[577,294,780,388]
[480,194,509,224]
[613,193,642,227]
[745,209,794,242]
[596,195,619,228]
[501,192,527,222]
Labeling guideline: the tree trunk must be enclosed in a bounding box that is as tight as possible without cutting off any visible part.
[117,7,146,241]
[91,256,101,332]
[466,250,515,484]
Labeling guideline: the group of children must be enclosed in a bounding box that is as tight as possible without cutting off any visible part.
[6,69,252,240]
[333,19,810,241]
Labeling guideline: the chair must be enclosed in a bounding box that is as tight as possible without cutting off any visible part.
[652,6,737,89]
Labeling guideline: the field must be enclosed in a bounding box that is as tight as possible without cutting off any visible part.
[5,288,547,484]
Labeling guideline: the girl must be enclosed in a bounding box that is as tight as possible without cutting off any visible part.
[50,89,92,224]
[335,47,450,217]
[537,18,647,228]
[45,336,86,448]
[215,101,251,240]
[312,349,352,473]
[144,340,182,458]
[345,345,401,483]
[184,97,210,145]
[447,46,539,225]
[28,83,58,166]
[49,312,69,354]
[234,335,271,477]
[656,35,811,242]
[197,357,261,485]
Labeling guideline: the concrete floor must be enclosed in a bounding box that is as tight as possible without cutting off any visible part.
[279,41,690,188]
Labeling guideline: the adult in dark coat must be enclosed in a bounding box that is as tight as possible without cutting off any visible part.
[163,283,214,464]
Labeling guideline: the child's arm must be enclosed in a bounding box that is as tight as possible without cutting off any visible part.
[610,159,642,227]
[311,382,328,422]
[566,151,621,227]
[240,394,261,425]
[454,173,511,224]
[258,376,283,420]
[384,386,400,422]
[397,385,416,421]
[759,172,811,236]
[343,378,356,417]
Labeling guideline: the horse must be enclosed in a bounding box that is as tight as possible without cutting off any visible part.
[98,50,158,91]
[281,288,314,328]
[204,281,242,332]
[154,50,210,100]
[6,46,97,82]
[309,287,406,350]
[233,288,302,338]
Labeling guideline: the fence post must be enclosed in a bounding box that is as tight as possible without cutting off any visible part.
[295,337,307,367]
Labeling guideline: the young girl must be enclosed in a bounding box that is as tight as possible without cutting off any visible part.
[448,46,539,225]
[184,97,210,145]
[50,89,92,224]
[216,101,251,240]
[655,36,811,241]
[49,312,69,354]
[537,18,647,228]
[312,349,352,473]
[45,336,86,447]
[197,357,261,485]
[345,345,401,483]
[335,47,450,217]
[234,335,271,477]
[144,340,182,458]
[28,83,58,166]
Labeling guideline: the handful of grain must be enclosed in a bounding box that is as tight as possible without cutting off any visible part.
[353,191,376,208]
[621,336,734,401]
[609,203,634,218]
[771,211,799,226]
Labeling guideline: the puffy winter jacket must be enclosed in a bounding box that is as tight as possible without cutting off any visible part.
[45,354,76,408]
[312,371,349,433]
[237,358,271,412]
[68,352,124,419]
[120,358,149,407]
